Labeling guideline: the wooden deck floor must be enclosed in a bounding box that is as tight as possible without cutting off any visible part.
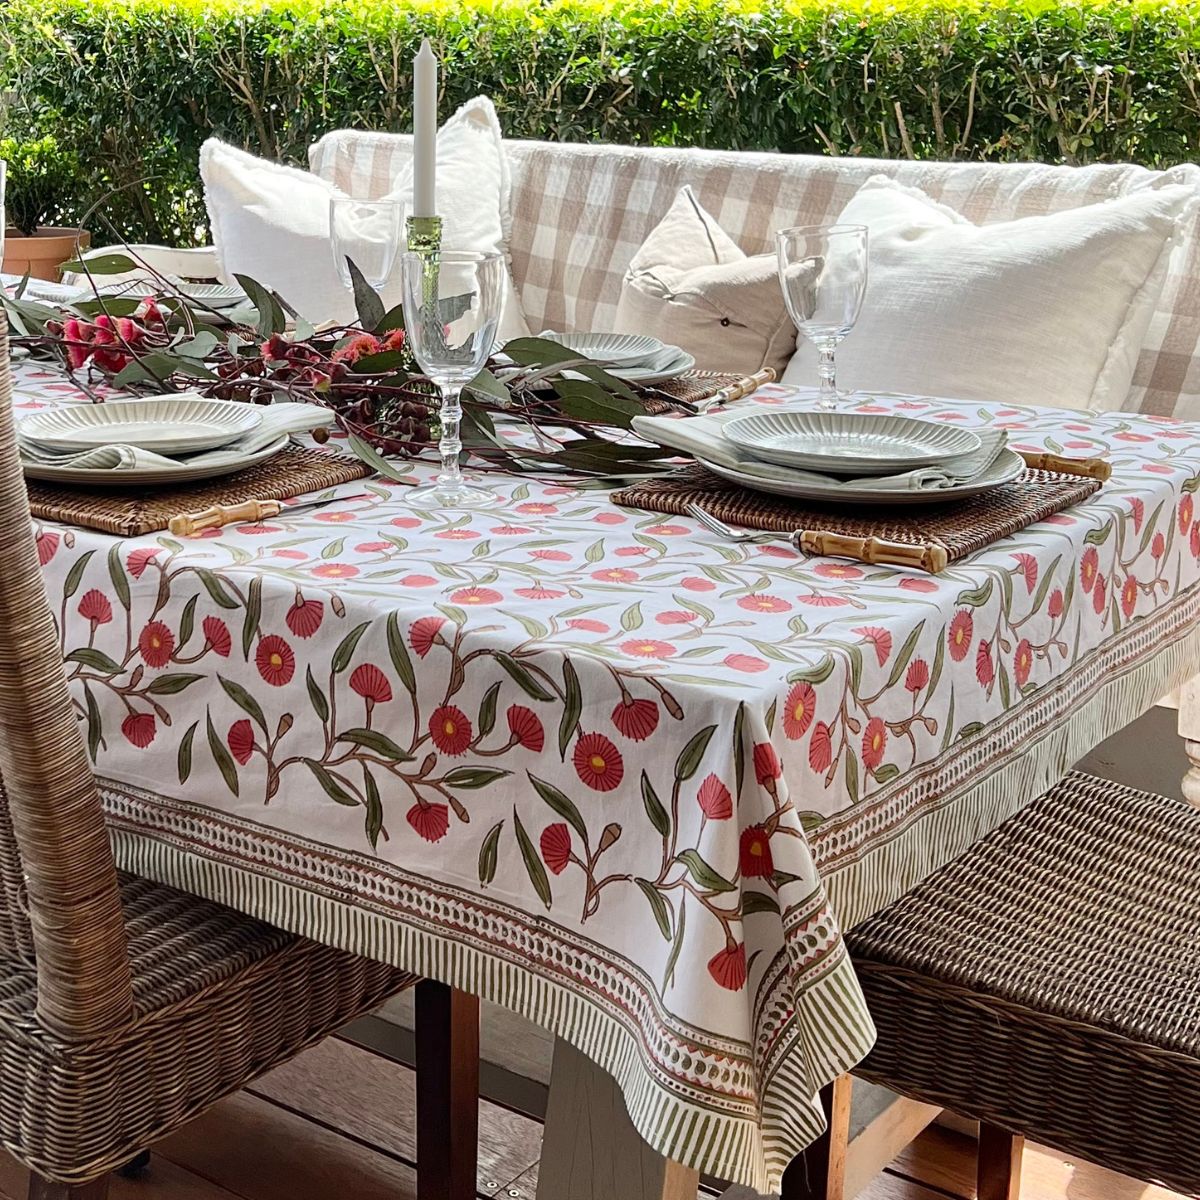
[0,1035,1182,1200]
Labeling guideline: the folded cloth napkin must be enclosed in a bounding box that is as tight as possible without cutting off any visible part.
[631,407,1008,492]
[18,402,335,471]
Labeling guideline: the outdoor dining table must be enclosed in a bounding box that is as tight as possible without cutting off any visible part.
[16,358,1200,1198]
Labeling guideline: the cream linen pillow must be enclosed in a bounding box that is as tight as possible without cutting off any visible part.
[614,187,797,377]
[200,96,528,342]
[782,175,1194,410]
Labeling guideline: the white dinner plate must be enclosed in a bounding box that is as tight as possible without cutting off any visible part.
[609,350,696,385]
[539,331,668,365]
[20,395,262,454]
[723,410,982,475]
[698,447,1026,505]
[174,281,250,310]
[22,434,291,487]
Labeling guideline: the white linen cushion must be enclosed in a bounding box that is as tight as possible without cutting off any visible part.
[781,175,1195,410]
[201,96,528,341]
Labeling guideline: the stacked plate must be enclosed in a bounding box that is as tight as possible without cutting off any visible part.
[539,332,695,384]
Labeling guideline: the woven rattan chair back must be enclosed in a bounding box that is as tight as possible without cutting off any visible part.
[0,315,133,1037]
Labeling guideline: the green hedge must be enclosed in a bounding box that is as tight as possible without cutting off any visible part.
[3,0,1200,245]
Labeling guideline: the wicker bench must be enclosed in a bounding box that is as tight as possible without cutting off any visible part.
[785,771,1200,1200]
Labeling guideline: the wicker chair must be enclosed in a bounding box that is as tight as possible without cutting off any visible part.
[0,316,419,1199]
[783,770,1200,1200]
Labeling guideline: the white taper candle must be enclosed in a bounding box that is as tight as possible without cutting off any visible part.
[412,37,438,218]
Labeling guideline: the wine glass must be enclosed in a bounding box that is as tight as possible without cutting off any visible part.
[329,197,404,291]
[399,249,505,507]
[777,224,868,411]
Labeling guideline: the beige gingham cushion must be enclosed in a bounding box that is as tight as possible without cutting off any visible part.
[309,132,1200,420]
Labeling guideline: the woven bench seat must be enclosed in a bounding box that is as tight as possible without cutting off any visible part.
[846,770,1200,1196]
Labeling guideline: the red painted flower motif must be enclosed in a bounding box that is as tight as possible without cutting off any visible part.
[540,823,572,874]
[138,621,174,667]
[753,742,781,786]
[900,577,938,593]
[566,618,608,633]
[1080,546,1099,593]
[515,586,565,600]
[350,664,393,705]
[614,545,650,558]
[573,732,624,792]
[77,589,112,626]
[408,616,446,658]
[515,502,558,515]
[1013,553,1038,594]
[256,635,295,686]
[401,574,437,587]
[904,659,930,693]
[1180,494,1194,535]
[976,640,995,686]
[611,697,659,742]
[783,682,816,741]
[36,531,59,565]
[724,654,768,673]
[809,721,833,772]
[591,568,637,583]
[1192,524,1200,560]
[429,705,472,756]
[680,576,716,592]
[1151,531,1166,560]
[697,774,733,820]
[1128,497,1145,532]
[798,594,850,607]
[313,562,360,579]
[121,712,156,748]
[507,706,545,752]
[407,802,449,843]
[450,586,502,605]
[203,616,232,657]
[531,549,571,561]
[286,596,324,638]
[1093,574,1108,616]
[593,512,626,526]
[737,593,792,613]
[1014,639,1033,687]
[619,639,676,659]
[739,825,774,878]
[228,719,255,765]
[1121,576,1139,619]
[853,626,892,667]
[861,718,887,770]
[948,610,973,661]
[707,943,748,991]
[813,562,863,580]
[656,609,697,625]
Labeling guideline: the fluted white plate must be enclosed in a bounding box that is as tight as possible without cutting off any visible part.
[723,410,982,475]
[539,331,668,365]
[174,281,249,309]
[20,396,262,454]
[698,447,1025,505]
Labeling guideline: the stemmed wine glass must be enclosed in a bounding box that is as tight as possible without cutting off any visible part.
[329,197,405,292]
[776,224,868,411]
[399,249,505,507]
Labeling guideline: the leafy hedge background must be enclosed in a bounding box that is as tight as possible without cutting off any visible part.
[3,0,1200,244]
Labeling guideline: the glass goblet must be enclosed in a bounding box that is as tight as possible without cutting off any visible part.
[399,249,505,508]
[329,197,405,292]
[777,223,868,411]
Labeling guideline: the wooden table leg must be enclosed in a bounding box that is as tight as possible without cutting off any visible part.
[780,1074,853,1200]
[977,1124,1025,1200]
[1179,677,1200,809]
[535,1036,701,1200]
[415,980,480,1200]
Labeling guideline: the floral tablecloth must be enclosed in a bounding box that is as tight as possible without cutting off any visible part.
[19,362,1200,1191]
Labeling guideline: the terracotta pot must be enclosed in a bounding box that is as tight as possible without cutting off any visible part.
[2,227,90,281]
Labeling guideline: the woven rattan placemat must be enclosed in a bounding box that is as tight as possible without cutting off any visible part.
[613,463,1102,570]
[27,446,372,537]
[637,371,766,414]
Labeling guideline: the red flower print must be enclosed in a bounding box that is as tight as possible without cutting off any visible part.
[975,640,995,687]
[753,742,781,787]
[1151,532,1166,560]
[573,732,624,792]
[797,594,850,607]
[409,616,446,658]
[899,577,938,593]
[313,563,360,579]
[202,616,232,657]
[593,512,626,526]
[655,610,697,625]
[737,594,792,613]
[646,524,688,536]
[1121,576,1139,619]
[1192,524,1200,560]
[1129,497,1145,532]
[401,574,437,587]
[77,589,112,626]
[313,511,357,525]
[121,712,156,748]
[350,664,393,706]
[531,549,571,562]
[407,802,449,843]
[809,722,833,772]
[783,682,816,741]
[515,586,565,600]
[540,823,572,874]
[1014,639,1033,688]
[611,697,659,741]
[680,576,716,592]
[450,586,502,605]
[286,596,324,638]
[515,502,558,515]
[35,531,59,565]
[1012,553,1038,594]
[390,516,421,529]
[862,718,887,770]
[813,562,863,580]
[1093,574,1108,616]
[138,621,174,668]
[256,635,296,686]
[724,654,769,673]
[707,943,748,991]
[429,705,472,755]
[228,719,255,765]
[904,659,929,693]
[853,626,892,667]
[948,610,973,661]
[507,706,545,752]
[1180,494,1194,535]
[697,774,733,820]
[591,568,637,583]
[1080,546,1099,593]
[619,639,676,659]
[739,825,774,877]
[492,525,535,536]
[1048,589,1064,618]
[566,618,608,633]
[614,546,650,557]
